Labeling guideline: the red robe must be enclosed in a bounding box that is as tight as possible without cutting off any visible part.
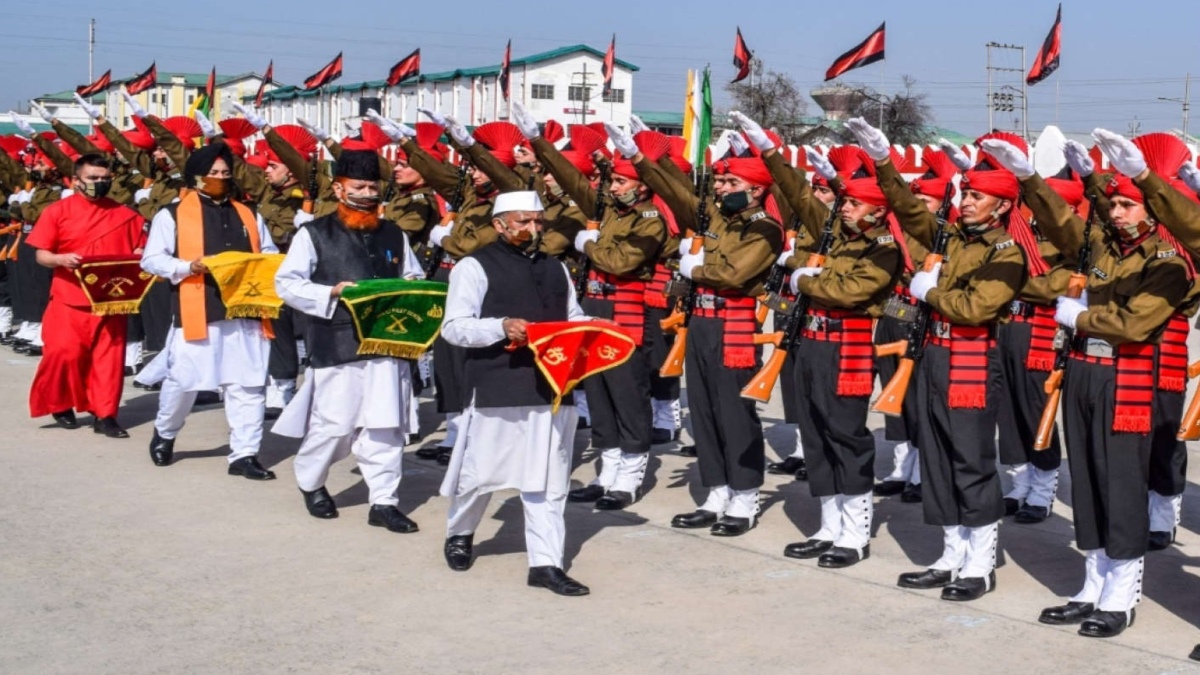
[26,194,145,418]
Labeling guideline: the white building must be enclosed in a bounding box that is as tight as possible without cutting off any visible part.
[255,44,638,135]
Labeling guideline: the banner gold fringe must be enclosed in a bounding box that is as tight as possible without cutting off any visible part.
[90,301,142,316]
[225,305,282,320]
[355,339,429,360]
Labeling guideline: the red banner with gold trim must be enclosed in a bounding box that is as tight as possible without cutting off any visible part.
[74,255,157,315]
[524,321,636,411]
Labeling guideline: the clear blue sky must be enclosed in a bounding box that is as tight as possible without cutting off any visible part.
[5,0,1199,138]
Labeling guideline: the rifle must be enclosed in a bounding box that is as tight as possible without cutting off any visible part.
[741,196,841,402]
[302,150,318,214]
[870,182,956,417]
[422,158,470,279]
[1033,195,1098,449]
[755,216,801,325]
[572,158,612,298]
[378,169,397,218]
[1179,361,1200,440]
[658,169,712,378]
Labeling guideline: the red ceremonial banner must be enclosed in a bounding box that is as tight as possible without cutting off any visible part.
[74,255,158,315]
[524,321,636,411]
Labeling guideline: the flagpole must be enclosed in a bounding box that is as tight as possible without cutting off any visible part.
[879,61,886,128]
[1055,70,1060,126]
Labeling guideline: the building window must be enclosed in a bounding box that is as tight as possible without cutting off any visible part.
[187,94,195,105]
[150,92,158,104]
[568,85,589,102]
[531,84,554,100]
[602,88,625,104]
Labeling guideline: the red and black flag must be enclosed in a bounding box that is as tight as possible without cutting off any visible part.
[731,28,752,84]
[1026,4,1063,86]
[601,35,616,96]
[205,67,216,102]
[125,62,157,95]
[825,22,886,81]
[77,70,112,97]
[254,60,274,108]
[499,40,512,100]
[387,48,421,87]
[304,52,344,90]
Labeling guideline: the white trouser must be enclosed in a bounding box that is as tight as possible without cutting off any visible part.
[930,525,968,574]
[726,488,759,521]
[813,495,841,541]
[294,426,405,506]
[0,306,13,333]
[1098,556,1144,613]
[1026,466,1058,509]
[446,488,566,568]
[1071,549,1108,604]
[14,321,30,340]
[124,340,143,369]
[155,379,265,462]
[835,493,872,551]
[589,447,622,488]
[265,376,297,409]
[789,427,805,459]
[651,398,681,432]
[1005,462,1031,501]
[1149,491,1183,533]
[575,390,590,423]
[416,352,432,387]
[700,485,731,515]
[960,523,999,580]
[28,322,42,346]
[908,451,921,485]
[611,451,648,493]
[884,441,912,482]
[441,412,463,448]
[407,394,420,438]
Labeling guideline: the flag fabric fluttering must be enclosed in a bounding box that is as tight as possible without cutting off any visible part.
[499,40,512,101]
[387,48,421,87]
[825,22,886,81]
[682,68,713,168]
[254,60,274,108]
[125,62,157,95]
[1027,4,1063,86]
[602,35,616,96]
[304,52,344,90]
[77,70,112,97]
[731,28,752,84]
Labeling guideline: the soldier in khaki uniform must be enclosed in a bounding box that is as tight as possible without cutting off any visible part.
[848,117,1038,602]
[611,122,782,535]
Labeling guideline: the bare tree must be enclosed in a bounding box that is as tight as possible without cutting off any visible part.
[725,60,809,143]
[847,76,936,146]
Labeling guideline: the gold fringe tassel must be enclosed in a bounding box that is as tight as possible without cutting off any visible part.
[91,302,141,316]
[225,305,282,320]
[355,339,428,360]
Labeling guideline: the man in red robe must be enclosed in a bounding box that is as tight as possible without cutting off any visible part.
[27,153,146,437]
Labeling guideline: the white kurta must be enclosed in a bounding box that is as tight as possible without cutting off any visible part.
[271,225,423,438]
[437,257,589,500]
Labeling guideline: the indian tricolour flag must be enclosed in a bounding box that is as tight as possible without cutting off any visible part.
[681,68,712,169]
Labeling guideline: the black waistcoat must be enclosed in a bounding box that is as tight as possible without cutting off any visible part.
[167,196,253,327]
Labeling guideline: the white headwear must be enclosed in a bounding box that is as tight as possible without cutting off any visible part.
[492,190,544,216]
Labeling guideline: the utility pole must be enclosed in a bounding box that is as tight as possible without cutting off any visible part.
[985,42,1028,139]
[1158,73,1191,141]
[88,19,95,82]
[571,62,598,126]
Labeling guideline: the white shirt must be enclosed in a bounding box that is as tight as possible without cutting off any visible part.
[141,200,277,284]
[275,225,423,320]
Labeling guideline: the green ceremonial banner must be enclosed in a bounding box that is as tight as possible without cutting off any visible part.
[339,279,448,359]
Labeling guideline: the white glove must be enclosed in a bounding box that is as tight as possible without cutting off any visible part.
[1180,162,1200,194]
[938,138,972,171]
[293,210,315,228]
[10,115,35,138]
[73,93,103,120]
[1093,128,1147,177]
[806,148,837,181]
[133,187,152,204]
[121,90,148,118]
[428,223,453,247]
[727,132,750,157]
[679,236,694,253]
[30,102,53,124]
[60,189,74,199]
[574,229,600,252]
[775,238,795,266]
[679,248,706,280]
[194,110,218,139]
[1063,139,1094,178]
[297,118,329,142]
[979,139,1034,179]
[444,115,474,148]
[604,122,638,159]
[15,190,32,204]
[366,110,416,141]
[628,113,648,135]
[729,111,775,152]
[788,267,823,294]
[511,102,541,140]
[232,102,267,130]
[1055,294,1088,329]
[418,107,449,128]
[845,117,891,161]
[908,263,941,302]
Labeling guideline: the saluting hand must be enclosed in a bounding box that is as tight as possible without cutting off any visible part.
[1180,162,1200,194]
[73,93,103,120]
[1093,128,1147,179]
[232,102,268,130]
[444,115,474,148]
[604,122,638,159]
[938,139,973,172]
[1063,140,1094,178]
[121,91,148,119]
[730,111,775,153]
[194,110,218,139]
[511,102,540,140]
[366,110,415,142]
[31,102,54,124]
[845,117,891,162]
[10,114,35,138]
[297,117,330,143]
[418,107,449,128]
[980,139,1034,179]
[806,148,837,181]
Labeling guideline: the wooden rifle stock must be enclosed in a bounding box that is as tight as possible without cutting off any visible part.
[1176,360,1200,440]
[873,357,915,417]
[1034,370,1065,448]
[742,347,787,403]
[659,326,688,377]
[873,340,907,358]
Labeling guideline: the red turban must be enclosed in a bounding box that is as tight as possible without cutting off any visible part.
[1046,176,1085,207]
[841,177,888,207]
[473,122,524,168]
[1106,132,1198,205]
[962,168,1048,276]
[559,150,595,177]
[714,157,772,187]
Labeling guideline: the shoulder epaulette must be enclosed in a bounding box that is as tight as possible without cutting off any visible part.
[411,192,425,201]
[746,211,768,223]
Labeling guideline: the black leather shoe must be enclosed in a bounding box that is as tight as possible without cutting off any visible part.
[594,490,637,510]
[436,447,452,465]
[24,345,42,356]
[149,430,175,466]
[794,461,808,481]
[263,407,283,421]
[527,566,589,596]
[1039,601,1095,625]
[12,342,30,354]
[301,487,338,519]
[1148,529,1175,551]
[901,482,923,502]
[1015,503,1050,524]
[1078,610,1134,638]
[941,572,995,602]
[228,456,276,480]
[576,418,591,430]
[819,545,870,568]
[767,456,805,475]
[0,333,13,345]
[898,568,954,589]
[444,535,474,571]
[52,409,79,430]
[678,444,697,458]
[1189,643,1200,661]
[367,504,419,533]
[93,417,129,438]
[710,516,754,537]
[568,485,606,503]
[650,428,679,444]
[405,433,419,446]
[873,480,905,496]
[671,509,719,529]
[415,443,445,460]
[1004,497,1021,516]
[783,539,833,559]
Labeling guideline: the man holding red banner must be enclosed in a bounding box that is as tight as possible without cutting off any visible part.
[27,153,145,436]
[438,190,593,596]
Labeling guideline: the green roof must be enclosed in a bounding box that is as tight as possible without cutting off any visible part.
[35,90,106,103]
[258,45,639,103]
[632,110,683,126]
[0,121,89,136]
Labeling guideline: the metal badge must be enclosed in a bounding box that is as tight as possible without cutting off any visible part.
[883,295,917,322]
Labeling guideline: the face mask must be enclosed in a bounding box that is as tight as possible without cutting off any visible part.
[341,191,380,212]
[77,179,112,200]
[1115,220,1151,242]
[613,189,639,208]
[719,190,751,216]
[501,220,542,254]
[198,176,231,201]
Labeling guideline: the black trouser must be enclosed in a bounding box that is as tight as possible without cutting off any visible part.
[581,296,653,453]
[140,282,172,353]
[1149,389,1187,497]
[916,344,1003,527]
[1062,359,1152,559]
[14,238,50,323]
[795,339,875,496]
[686,316,764,491]
[644,305,680,402]
[994,321,1061,470]
[433,335,467,415]
[874,315,920,443]
[268,305,301,381]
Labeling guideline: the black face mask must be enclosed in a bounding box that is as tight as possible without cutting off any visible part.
[719,190,750,216]
[77,179,112,200]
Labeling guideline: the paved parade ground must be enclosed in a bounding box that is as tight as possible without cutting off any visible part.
[4,353,1200,675]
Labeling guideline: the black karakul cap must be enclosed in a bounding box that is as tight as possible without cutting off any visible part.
[335,150,381,181]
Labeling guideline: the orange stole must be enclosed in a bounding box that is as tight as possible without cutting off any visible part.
[175,192,263,341]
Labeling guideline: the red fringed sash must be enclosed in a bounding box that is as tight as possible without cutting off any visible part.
[694,285,759,368]
[929,312,992,409]
[585,269,646,346]
[1157,313,1190,393]
[801,308,875,397]
[1114,342,1156,433]
[1017,304,1059,372]
[644,263,672,309]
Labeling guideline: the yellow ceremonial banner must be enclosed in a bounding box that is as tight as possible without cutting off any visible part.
[75,256,158,315]
[202,251,287,320]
